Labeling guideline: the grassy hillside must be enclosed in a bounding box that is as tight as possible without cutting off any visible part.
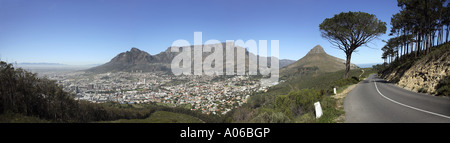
[282,53,352,77]
[99,111,203,123]
[280,45,359,78]
[0,112,49,123]
[231,68,376,123]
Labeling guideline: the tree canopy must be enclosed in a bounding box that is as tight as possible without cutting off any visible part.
[320,11,386,78]
[382,0,449,63]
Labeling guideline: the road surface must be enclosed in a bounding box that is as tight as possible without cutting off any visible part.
[344,74,450,123]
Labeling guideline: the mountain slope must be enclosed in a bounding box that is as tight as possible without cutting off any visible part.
[87,42,286,74]
[281,45,359,77]
[380,42,449,96]
[279,59,296,68]
[86,47,175,73]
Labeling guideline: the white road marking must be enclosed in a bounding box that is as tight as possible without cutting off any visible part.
[373,78,450,119]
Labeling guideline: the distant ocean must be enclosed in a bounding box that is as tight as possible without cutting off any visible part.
[356,63,382,68]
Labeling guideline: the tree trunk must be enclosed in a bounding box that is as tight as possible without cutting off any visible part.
[425,33,429,55]
[401,44,403,58]
[442,26,444,44]
[438,27,442,45]
[416,33,420,57]
[406,37,409,55]
[397,47,399,59]
[345,52,352,78]
[403,30,406,56]
[446,25,449,43]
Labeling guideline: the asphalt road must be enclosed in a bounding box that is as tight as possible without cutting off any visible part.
[344,74,450,123]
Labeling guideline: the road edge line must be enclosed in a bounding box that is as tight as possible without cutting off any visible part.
[373,77,450,120]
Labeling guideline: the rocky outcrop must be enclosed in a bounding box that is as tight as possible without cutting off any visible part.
[397,50,449,93]
[382,43,449,95]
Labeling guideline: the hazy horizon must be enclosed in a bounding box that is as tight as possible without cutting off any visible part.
[9,45,384,67]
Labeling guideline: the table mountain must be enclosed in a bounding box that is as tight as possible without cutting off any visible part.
[86,47,175,73]
[87,42,289,74]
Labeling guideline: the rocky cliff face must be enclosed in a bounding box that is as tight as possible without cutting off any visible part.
[396,51,448,93]
[382,43,449,94]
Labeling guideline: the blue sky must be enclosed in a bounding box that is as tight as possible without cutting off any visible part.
[0,0,400,65]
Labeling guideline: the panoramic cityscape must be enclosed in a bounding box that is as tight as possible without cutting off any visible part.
[0,0,449,141]
[47,70,264,115]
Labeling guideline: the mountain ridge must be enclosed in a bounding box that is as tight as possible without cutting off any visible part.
[87,43,295,74]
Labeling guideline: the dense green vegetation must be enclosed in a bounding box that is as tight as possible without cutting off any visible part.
[0,112,49,123]
[145,111,203,123]
[103,102,227,123]
[248,68,374,109]
[436,76,450,96]
[99,111,203,123]
[231,68,375,123]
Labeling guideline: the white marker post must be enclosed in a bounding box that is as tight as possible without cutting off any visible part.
[333,88,337,95]
[314,102,323,118]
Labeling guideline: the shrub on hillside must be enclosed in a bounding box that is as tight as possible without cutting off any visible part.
[275,89,322,119]
[251,109,291,123]
[436,76,450,96]
[331,76,360,88]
